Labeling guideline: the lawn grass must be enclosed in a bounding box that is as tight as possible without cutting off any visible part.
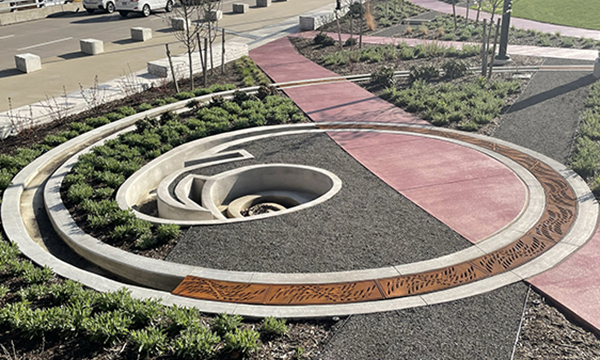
[475,0,600,31]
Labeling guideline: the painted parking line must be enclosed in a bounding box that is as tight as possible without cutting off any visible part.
[0,35,15,40]
[17,37,73,51]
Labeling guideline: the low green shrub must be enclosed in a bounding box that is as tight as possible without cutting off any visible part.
[69,122,94,134]
[85,116,110,128]
[260,317,287,336]
[130,327,168,358]
[561,37,574,48]
[572,136,600,178]
[344,37,358,47]
[164,305,200,334]
[371,66,396,87]
[224,329,260,357]
[156,224,180,243]
[442,59,470,79]
[153,98,167,106]
[409,64,439,82]
[43,134,68,147]
[0,169,13,191]
[118,106,136,116]
[106,112,125,122]
[458,120,478,131]
[67,183,94,203]
[175,92,194,100]
[174,327,221,360]
[83,310,132,345]
[212,313,243,336]
[137,103,153,112]
[313,32,336,46]
[0,285,8,298]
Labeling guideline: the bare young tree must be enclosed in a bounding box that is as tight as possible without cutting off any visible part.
[484,0,503,25]
[170,0,204,90]
[199,0,223,75]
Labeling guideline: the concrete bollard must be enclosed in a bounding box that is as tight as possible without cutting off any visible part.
[80,39,104,55]
[14,53,41,73]
[206,9,222,21]
[171,17,189,31]
[131,27,152,41]
[232,3,248,13]
[256,0,271,7]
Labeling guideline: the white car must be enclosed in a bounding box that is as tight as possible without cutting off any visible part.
[116,0,172,17]
[82,0,116,13]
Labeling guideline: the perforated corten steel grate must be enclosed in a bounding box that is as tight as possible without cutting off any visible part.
[172,124,579,306]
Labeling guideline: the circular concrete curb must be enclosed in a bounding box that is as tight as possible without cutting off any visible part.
[28,122,597,316]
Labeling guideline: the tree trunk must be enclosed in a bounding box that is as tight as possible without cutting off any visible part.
[359,0,363,49]
[209,24,214,75]
[188,49,194,90]
[204,38,208,87]
[335,10,343,50]
[197,34,206,87]
[452,1,457,31]
[476,1,482,23]
[466,0,470,25]
[488,17,501,79]
[221,28,225,75]
[165,44,179,93]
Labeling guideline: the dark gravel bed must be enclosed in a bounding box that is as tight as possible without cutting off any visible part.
[166,132,472,273]
[320,282,529,360]
[493,58,596,163]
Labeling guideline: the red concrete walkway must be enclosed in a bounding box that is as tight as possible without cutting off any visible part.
[410,0,600,40]
[529,227,600,333]
[250,37,526,243]
[252,34,600,335]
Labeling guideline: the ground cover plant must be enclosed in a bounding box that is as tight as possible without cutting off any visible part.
[382,74,521,131]
[569,80,600,197]
[320,0,427,35]
[322,0,600,50]
[61,87,307,257]
[399,13,600,50]
[0,234,333,359]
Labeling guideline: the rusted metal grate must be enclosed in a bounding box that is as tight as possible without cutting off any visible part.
[172,124,578,305]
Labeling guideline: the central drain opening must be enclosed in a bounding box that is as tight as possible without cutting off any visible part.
[227,195,300,218]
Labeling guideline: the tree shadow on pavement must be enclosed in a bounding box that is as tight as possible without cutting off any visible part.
[508,74,597,113]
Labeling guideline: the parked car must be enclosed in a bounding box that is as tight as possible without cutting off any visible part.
[82,0,116,13]
[116,0,172,17]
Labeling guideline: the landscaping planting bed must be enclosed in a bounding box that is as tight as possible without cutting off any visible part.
[321,0,600,50]
[0,36,600,360]
[291,35,539,135]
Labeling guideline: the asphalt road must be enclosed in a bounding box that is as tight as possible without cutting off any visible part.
[0,0,330,111]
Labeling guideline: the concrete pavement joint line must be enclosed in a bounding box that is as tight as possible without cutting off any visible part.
[17,37,73,51]
[38,116,596,308]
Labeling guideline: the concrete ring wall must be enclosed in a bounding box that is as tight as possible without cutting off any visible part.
[42,122,597,301]
[2,74,596,317]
